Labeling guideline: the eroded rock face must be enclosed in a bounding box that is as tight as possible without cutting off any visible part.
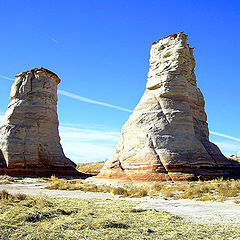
[93,33,235,183]
[0,68,85,177]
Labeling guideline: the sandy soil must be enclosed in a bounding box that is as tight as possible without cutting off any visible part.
[1,178,240,224]
[135,199,240,224]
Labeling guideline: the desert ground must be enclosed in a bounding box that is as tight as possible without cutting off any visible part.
[1,178,240,225]
[1,164,240,239]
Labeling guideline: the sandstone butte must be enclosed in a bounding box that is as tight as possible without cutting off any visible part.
[89,32,240,184]
[0,67,87,178]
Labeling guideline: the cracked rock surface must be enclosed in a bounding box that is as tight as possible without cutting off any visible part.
[92,33,236,184]
[0,68,84,177]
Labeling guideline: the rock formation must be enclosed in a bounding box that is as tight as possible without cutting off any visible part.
[92,32,237,184]
[0,67,87,178]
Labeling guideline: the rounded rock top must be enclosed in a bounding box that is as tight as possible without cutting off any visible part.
[151,32,187,46]
[15,67,61,84]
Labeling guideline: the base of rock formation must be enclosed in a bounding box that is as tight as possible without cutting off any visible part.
[0,167,91,179]
[87,164,240,186]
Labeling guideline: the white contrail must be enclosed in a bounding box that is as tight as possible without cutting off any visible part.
[46,34,58,44]
[0,75,14,81]
[1,76,238,140]
[0,76,132,113]
[58,90,133,113]
[210,131,240,142]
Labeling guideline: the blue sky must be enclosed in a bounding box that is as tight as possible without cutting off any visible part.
[0,0,239,162]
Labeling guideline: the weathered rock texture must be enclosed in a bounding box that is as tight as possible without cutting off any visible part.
[92,33,238,184]
[0,68,87,178]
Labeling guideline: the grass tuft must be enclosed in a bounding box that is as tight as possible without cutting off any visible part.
[100,220,130,229]
[0,190,27,202]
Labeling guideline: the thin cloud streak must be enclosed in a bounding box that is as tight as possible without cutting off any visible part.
[58,90,133,113]
[1,76,239,144]
[59,125,120,142]
[0,75,14,81]
[210,131,240,142]
[1,76,132,113]
[46,34,58,43]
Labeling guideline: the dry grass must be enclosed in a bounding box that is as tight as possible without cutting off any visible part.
[76,162,105,175]
[0,175,23,184]
[0,191,240,239]
[153,178,240,202]
[0,190,27,202]
[48,176,240,202]
[47,176,149,198]
[229,157,240,163]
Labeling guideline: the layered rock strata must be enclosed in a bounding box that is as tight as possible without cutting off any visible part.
[0,68,87,178]
[92,33,238,184]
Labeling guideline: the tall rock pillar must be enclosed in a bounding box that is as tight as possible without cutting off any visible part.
[0,67,86,177]
[93,33,234,184]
